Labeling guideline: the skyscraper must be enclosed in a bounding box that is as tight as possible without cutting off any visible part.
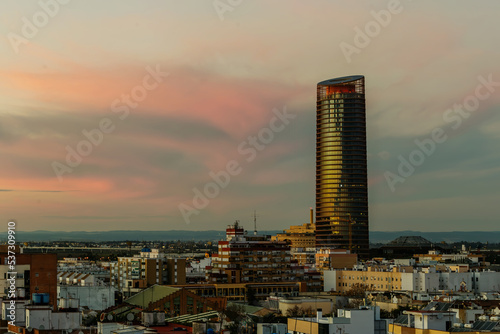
[315,75,369,258]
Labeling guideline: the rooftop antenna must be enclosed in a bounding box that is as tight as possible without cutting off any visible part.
[252,210,259,235]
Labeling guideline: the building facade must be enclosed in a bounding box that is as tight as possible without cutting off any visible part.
[324,266,500,295]
[206,222,322,291]
[0,250,58,310]
[315,75,369,257]
[272,222,316,250]
[110,249,186,296]
[207,222,297,284]
[288,307,387,334]
[315,249,358,271]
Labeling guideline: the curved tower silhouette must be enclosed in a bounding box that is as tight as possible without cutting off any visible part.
[315,75,369,258]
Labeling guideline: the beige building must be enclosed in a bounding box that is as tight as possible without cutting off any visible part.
[324,266,412,293]
[325,266,500,295]
[315,249,358,270]
[272,222,316,249]
[268,295,335,315]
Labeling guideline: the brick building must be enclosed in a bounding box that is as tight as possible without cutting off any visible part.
[0,246,57,310]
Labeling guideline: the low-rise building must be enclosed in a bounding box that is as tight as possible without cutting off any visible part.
[324,265,500,295]
[256,323,287,334]
[288,306,388,334]
[267,294,335,316]
[315,249,358,271]
[58,285,116,311]
[389,309,500,334]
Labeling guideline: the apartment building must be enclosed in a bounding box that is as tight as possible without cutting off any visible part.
[414,247,485,265]
[324,266,408,293]
[207,222,293,284]
[206,222,322,291]
[271,221,316,249]
[110,248,186,296]
[173,282,306,301]
[272,219,316,267]
[0,248,57,310]
[288,307,388,334]
[324,266,500,295]
[389,302,500,334]
[57,258,110,282]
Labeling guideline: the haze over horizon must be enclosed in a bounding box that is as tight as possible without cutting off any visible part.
[1,1,500,233]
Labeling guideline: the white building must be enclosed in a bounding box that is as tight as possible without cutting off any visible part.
[287,306,388,334]
[324,266,500,295]
[58,285,116,311]
[389,304,500,334]
[0,264,30,299]
[24,305,81,331]
[58,272,102,286]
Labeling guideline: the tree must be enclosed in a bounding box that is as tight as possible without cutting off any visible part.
[301,306,315,317]
[223,304,245,322]
[286,306,316,317]
[286,305,302,317]
[346,298,364,309]
[345,283,369,298]
[220,304,246,334]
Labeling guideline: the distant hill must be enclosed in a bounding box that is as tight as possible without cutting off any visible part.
[369,231,500,244]
[0,230,498,243]
[0,230,282,242]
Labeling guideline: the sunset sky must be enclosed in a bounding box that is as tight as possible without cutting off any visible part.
[1,1,499,232]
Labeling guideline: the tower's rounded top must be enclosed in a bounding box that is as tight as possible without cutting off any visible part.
[318,75,364,86]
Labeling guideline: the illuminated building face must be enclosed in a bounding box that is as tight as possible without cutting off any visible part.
[315,75,369,257]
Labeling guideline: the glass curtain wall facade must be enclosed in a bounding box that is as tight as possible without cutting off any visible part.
[315,75,369,258]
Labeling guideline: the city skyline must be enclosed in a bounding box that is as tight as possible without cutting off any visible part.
[1,1,500,232]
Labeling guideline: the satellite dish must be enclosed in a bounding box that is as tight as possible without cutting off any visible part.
[79,331,84,334]
[107,314,114,321]
[27,327,33,332]
[126,313,134,321]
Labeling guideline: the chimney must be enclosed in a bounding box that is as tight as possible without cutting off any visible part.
[310,207,314,225]
[317,308,323,321]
